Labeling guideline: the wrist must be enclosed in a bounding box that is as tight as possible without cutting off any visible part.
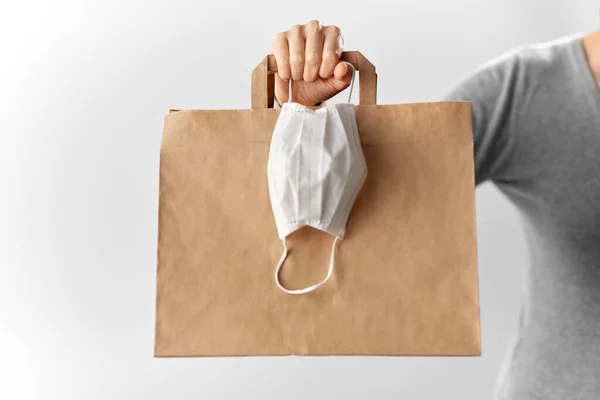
[274,97,324,108]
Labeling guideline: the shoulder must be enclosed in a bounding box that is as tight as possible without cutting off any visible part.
[444,34,582,101]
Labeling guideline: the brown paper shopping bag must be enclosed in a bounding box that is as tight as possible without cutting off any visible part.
[155,51,480,357]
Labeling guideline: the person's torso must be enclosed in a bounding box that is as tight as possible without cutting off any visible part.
[492,35,600,399]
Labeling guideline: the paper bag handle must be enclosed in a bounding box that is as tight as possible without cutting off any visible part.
[251,51,377,109]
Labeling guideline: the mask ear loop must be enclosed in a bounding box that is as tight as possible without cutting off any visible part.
[346,62,356,103]
[275,236,341,295]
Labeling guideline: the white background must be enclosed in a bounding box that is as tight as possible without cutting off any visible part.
[1,0,597,399]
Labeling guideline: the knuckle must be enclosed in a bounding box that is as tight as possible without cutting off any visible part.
[290,24,303,34]
[305,20,321,32]
[277,61,291,74]
[322,52,339,63]
[305,52,322,66]
[289,53,305,65]
[274,31,287,41]
[277,58,290,67]
[327,25,341,35]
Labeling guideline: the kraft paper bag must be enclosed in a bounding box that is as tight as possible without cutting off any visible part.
[154,51,481,357]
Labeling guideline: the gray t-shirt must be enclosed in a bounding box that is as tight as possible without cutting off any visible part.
[444,34,600,399]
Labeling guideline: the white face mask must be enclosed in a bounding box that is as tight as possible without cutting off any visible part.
[267,63,368,294]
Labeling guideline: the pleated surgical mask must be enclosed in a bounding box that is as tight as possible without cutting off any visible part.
[267,63,368,294]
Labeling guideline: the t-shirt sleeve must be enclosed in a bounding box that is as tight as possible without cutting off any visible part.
[443,51,523,185]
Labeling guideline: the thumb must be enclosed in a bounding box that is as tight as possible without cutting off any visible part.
[330,61,354,92]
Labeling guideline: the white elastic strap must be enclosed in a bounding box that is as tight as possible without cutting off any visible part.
[275,236,341,295]
[346,62,356,103]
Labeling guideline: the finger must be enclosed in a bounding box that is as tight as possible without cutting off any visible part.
[319,25,343,79]
[288,24,305,81]
[271,31,291,81]
[331,61,354,92]
[303,20,323,82]
[274,73,289,103]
